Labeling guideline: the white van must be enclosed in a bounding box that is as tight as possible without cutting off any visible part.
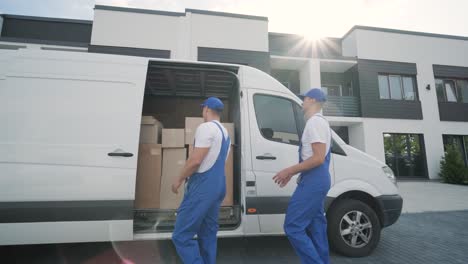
[0,49,402,257]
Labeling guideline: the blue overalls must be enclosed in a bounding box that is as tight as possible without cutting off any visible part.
[172,121,230,264]
[284,116,331,264]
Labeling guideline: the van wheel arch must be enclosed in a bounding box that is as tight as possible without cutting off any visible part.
[326,191,384,227]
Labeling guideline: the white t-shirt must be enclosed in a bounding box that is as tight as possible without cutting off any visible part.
[193,120,231,173]
[301,113,331,161]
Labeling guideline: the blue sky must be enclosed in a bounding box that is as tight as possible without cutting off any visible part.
[1,0,467,38]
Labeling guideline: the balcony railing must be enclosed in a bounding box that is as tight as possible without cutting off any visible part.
[323,96,361,117]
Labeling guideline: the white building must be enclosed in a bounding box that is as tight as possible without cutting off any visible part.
[1,5,468,179]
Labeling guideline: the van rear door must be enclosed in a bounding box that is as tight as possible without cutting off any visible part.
[0,50,147,245]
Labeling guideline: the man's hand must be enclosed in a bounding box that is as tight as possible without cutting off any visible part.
[273,168,294,188]
[171,177,184,194]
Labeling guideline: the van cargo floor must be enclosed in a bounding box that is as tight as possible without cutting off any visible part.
[134,206,241,233]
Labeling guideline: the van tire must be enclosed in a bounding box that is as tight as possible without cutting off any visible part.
[327,199,381,257]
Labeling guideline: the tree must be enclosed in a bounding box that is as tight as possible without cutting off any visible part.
[439,145,468,185]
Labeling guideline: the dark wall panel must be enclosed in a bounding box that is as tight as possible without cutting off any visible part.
[344,65,360,98]
[89,45,170,58]
[438,103,468,122]
[198,47,270,73]
[271,69,300,94]
[357,59,422,119]
[433,65,468,79]
[321,72,345,87]
[269,34,342,58]
[433,65,468,122]
[1,15,92,45]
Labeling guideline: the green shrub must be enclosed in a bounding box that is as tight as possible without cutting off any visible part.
[439,145,468,185]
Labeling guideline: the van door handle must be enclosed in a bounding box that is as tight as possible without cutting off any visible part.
[108,152,133,157]
[256,155,277,160]
[108,150,134,157]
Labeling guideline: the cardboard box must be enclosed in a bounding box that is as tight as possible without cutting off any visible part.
[188,145,234,206]
[160,148,187,209]
[162,129,185,148]
[141,115,156,124]
[135,144,162,209]
[185,117,204,145]
[140,116,163,144]
[222,122,235,145]
[223,147,234,206]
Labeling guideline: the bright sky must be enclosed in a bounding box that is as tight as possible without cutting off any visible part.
[1,0,467,38]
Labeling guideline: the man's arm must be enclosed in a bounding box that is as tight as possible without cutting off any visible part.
[172,147,210,194]
[289,142,326,175]
[273,142,327,187]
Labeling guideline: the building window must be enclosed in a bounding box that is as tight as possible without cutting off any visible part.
[322,85,342,96]
[402,76,416,100]
[271,69,300,95]
[345,81,354,96]
[331,126,349,144]
[378,75,390,99]
[281,82,291,89]
[378,74,417,101]
[383,133,427,178]
[443,135,468,166]
[435,78,468,103]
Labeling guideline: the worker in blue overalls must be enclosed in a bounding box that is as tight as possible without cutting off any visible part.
[273,88,331,264]
[172,97,231,264]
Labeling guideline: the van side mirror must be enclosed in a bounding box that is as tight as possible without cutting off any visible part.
[260,128,274,139]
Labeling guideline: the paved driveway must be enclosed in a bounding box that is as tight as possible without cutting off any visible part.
[2,181,468,264]
[398,181,468,213]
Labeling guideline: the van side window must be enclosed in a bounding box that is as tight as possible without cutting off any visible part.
[331,139,347,156]
[253,94,300,145]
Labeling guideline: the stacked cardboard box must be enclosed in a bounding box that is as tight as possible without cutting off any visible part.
[135,116,163,209]
[136,115,235,210]
[139,116,163,143]
[162,129,185,148]
[160,147,187,209]
[135,144,162,209]
[160,128,186,209]
[185,117,204,145]
[186,117,235,206]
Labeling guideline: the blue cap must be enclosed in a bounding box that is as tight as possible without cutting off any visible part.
[299,88,327,102]
[201,97,224,111]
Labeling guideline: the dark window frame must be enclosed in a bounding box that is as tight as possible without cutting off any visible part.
[252,93,346,156]
[280,81,291,89]
[435,77,468,103]
[378,73,419,101]
[442,134,468,166]
[345,81,354,97]
[253,93,302,146]
[322,84,343,97]
[383,132,428,178]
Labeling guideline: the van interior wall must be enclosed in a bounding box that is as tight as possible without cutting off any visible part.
[142,96,231,128]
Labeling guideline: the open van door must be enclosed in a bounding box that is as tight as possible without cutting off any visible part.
[0,50,147,245]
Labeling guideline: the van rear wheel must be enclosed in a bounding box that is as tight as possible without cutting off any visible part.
[327,199,381,257]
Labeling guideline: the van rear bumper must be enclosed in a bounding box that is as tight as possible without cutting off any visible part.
[376,194,403,227]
